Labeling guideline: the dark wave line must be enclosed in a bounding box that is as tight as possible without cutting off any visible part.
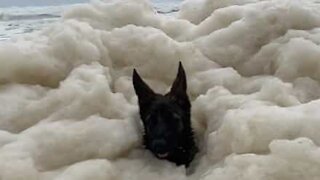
[157,8,179,14]
[0,13,60,21]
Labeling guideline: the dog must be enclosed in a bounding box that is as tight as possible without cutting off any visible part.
[133,62,198,167]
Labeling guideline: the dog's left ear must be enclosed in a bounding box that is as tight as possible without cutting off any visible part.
[168,62,190,107]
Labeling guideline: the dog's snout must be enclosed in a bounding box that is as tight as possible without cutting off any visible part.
[151,139,168,153]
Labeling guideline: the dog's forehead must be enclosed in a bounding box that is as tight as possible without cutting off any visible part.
[152,96,177,109]
[148,96,183,117]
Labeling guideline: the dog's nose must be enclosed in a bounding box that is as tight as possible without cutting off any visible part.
[151,139,168,153]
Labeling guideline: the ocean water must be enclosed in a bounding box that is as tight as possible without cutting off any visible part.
[0,5,69,41]
[0,0,181,41]
[2,0,320,179]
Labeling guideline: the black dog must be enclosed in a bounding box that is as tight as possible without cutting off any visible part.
[133,62,198,167]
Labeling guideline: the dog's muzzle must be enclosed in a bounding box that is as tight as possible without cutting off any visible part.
[151,139,170,158]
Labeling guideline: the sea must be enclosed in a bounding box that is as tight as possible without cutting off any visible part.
[0,0,181,41]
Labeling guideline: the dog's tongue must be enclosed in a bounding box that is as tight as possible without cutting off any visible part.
[157,152,169,158]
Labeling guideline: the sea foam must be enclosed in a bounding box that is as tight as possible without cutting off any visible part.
[1,0,320,179]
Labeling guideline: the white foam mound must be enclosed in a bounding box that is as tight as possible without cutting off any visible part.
[1,0,320,179]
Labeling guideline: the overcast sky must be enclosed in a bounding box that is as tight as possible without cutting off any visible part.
[0,0,89,7]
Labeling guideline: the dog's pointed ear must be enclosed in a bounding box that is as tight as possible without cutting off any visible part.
[169,62,187,97]
[168,62,190,109]
[133,69,156,106]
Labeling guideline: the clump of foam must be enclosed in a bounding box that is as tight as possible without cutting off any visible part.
[203,138,320,180]
[1,0,320,179]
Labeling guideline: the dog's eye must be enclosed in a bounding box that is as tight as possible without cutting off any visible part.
[171,113,184,131]
[145,115,151,121]
[172,113,181,120]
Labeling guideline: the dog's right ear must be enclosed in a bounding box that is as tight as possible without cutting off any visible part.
[133,69,156,107]
[167,62,190,110]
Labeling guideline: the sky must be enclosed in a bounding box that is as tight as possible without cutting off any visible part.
[0,0,89,7]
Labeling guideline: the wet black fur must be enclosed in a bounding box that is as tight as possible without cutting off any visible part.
[133,62,198,167]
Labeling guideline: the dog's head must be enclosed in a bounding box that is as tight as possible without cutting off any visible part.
[133,62,193,162]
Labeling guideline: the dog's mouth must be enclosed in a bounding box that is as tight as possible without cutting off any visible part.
[156,152,169,159]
